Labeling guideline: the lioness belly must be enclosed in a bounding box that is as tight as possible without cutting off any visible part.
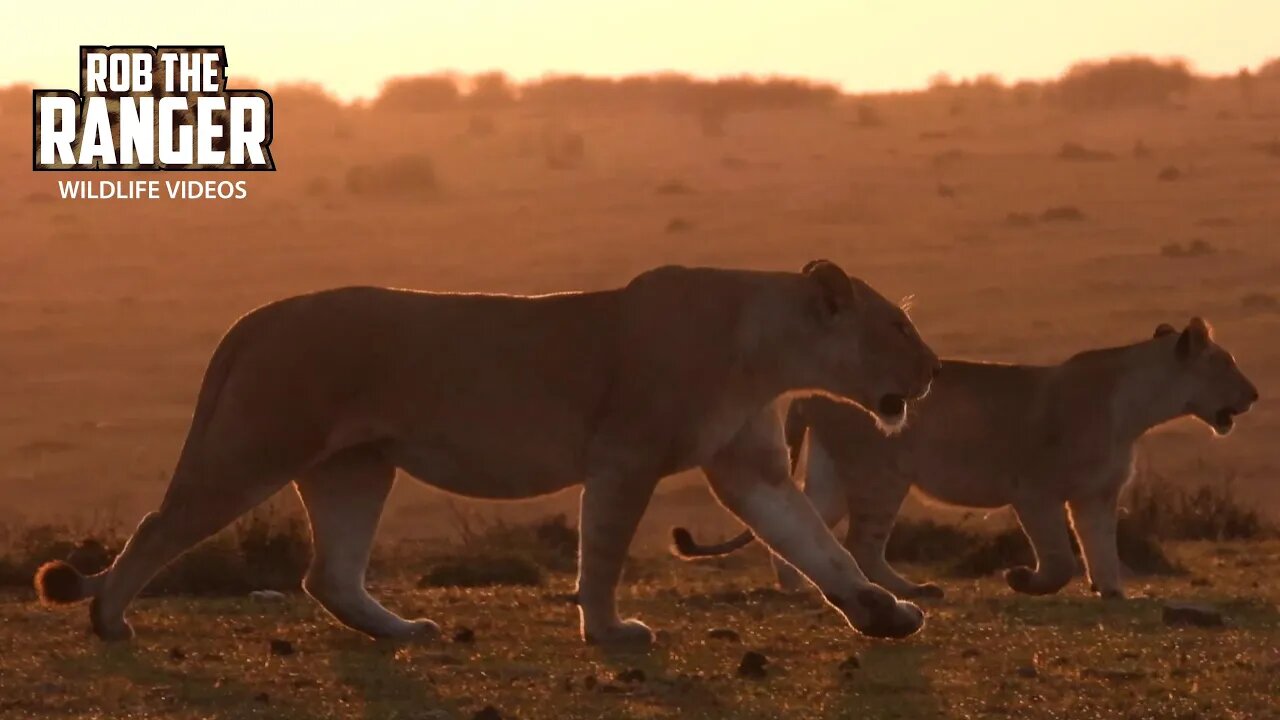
[389,438,583,500]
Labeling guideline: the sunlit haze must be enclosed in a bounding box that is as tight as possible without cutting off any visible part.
[2,0,1277,98]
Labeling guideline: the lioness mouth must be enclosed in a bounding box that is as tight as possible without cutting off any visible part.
[1213,407,1236,433]
[878,394,906,418]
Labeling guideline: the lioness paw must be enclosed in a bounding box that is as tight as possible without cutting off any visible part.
[583,618,654,647]
[826,588,925,639]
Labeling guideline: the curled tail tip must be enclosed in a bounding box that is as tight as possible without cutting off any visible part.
[670,527,698,558]
[34,560,89,605]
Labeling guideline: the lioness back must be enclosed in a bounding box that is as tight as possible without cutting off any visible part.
[211,285,624,497]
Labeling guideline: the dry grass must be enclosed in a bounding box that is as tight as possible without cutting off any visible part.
[2,540,1277,719]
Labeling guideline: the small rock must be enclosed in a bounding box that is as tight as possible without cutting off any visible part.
[583,674,598,690]
[1162,601,1224,627]
[599,683,628,694]
[168,647,186,661]
[249,590,287,603]
[615,668,646,684]
[453,627,476,644]
[707,628,740,642]
[737,651,769,679]
[254,692,270,704]
[472,706,502,720]
[839,654,861,672]
[960,647,980,659]
[1190,577,1212,587]
[1015,665,1038,679]
[1157,165,1182,181]
[269,639,295,656]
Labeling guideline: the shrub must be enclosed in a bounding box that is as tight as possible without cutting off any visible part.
[1040,206,1085,223]
[542,128,586,169]
[418,555,544,588]
[0,505,311,597]
[1058,142,1115,161]
[374,74,461,113]
[1123,470,1272,541]
[345,154,439,197]
[0,83,31,119]
[467,71,515,108]
[1160,239,1215,258]
[1050,57,1193,111]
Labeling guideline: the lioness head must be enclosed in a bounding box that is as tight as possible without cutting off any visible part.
[792,259,940,430]
[1155,318,1259,436]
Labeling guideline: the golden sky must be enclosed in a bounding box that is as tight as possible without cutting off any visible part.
[2,1,1275,99]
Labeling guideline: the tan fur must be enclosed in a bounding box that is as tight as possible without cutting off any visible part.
[36,260,940,645]
[790,319,1257,599]
[677,320,1257,600]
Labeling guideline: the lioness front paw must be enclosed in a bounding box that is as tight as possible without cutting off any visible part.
[828,587,926,639]
[583,618,654,647]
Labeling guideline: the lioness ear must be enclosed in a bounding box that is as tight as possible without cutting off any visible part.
[1153,323,1177,338]
[803,259,856,321]
[1175,317,1212,359]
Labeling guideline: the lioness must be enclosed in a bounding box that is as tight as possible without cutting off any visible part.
[36,261,940,645]
[674,319,1258,600]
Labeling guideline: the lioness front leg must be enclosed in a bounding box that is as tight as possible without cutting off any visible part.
[772,435,848,592]
[704,409,924,639]
[1068,494,1124,599]
[1006,500,1076,596]
[297,446,439,639]
[576,472,659,646]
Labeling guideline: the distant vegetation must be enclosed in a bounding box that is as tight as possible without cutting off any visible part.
[1048,57,1193,110]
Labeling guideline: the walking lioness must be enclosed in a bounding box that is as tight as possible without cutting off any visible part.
[35,261,940,644]
[674,319,1258,600]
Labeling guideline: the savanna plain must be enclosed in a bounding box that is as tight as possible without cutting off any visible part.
[0,64,1278,718]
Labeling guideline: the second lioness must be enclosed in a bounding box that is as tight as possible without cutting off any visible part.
[675,319,1258,599]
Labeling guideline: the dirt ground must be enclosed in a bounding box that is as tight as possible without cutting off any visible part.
[3,541,1278,719]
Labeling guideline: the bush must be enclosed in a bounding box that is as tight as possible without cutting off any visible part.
[418,555,544,588]
[374,74,461,112]
[1050,57,1193,111]
[0,505,311,597]
[1124,470,1271,541]
[467,71,515,108]
[345,154,439,197]
[542,128,586,169]
[0,83,31,119]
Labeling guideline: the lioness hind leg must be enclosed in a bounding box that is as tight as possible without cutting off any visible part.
[846,512,944,600]
[297,446,438,640]
[91,475,290,640]
[1006,501,1076,596]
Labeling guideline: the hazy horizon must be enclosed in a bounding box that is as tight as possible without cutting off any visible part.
[3,1,1277,100]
